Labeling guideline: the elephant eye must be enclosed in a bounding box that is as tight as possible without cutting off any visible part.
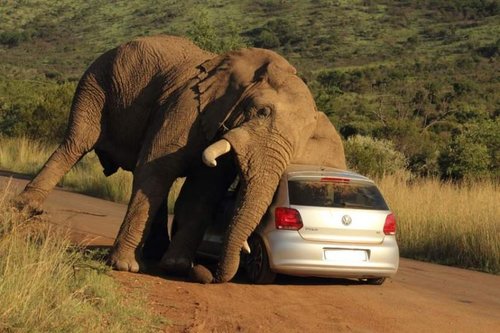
[256,106,272,119]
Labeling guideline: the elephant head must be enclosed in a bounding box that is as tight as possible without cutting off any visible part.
[193,48,346,283]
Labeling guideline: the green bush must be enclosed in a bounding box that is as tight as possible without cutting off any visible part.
[254,0,293,12]
[0,30,30,47]
[0,82,74,141]
[264,18,302,46]
[344,135,407,178]
[438,137,491,180]
[438,119,499,180]
[186,11,246,53]
[375,119,444,177]
[317,68,373,94]
[254,30,281,48]
[246,18,302,49]
[476,39,500,58]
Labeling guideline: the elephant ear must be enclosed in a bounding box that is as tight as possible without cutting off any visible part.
[197,49,297,141]
[254,60,297,89]
[292,112,347,169]
[197,54,238,141]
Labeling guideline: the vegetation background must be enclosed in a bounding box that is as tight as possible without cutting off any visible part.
[1,0,498,180]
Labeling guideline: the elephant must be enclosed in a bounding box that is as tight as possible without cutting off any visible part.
[16,35,346,283]
[168,113,347,283]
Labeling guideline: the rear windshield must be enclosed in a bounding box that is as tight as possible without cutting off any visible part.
[288,179,388,210]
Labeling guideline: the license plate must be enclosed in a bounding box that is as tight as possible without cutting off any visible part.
[324,249,368,262]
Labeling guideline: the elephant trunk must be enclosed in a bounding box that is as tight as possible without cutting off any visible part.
[213,136,292,283]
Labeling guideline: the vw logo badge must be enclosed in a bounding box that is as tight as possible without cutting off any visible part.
[341,215,352,226]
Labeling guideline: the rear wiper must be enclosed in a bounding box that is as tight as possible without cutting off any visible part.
[337,202,369,209]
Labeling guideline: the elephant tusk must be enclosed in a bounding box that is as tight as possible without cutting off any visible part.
[202,139,231,167]
[242,240,251,254]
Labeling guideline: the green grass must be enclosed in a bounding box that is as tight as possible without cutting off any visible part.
[0,184,165,332]
[379,172,500,274]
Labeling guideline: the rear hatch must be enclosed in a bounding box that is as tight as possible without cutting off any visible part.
[288,176,390,244]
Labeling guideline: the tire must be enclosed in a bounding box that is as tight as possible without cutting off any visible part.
[363,277,386,285]
[244,234,276,284]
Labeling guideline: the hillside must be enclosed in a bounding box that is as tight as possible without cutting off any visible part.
[1,0,498,179]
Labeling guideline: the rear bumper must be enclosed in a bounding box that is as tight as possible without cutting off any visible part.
[262,230,399,279]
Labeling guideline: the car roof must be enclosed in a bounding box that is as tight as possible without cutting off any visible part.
[284,164,372,182]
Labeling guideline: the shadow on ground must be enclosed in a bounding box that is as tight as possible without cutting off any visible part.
[82,245,364,286]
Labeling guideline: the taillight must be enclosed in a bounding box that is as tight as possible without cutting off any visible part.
[275,207,303,230]
[383,213,396,235]
[320,177,350,183]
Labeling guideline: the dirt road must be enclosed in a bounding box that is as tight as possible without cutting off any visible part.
[2,174,499,332]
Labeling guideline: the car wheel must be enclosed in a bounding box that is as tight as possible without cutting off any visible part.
[244,235,276,284]
[362,277,386,285]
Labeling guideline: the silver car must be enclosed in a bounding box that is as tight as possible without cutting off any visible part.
[197,164,399,285]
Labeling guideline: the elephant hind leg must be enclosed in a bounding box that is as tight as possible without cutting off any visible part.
[18,139,95,207]
[17,77,105,208]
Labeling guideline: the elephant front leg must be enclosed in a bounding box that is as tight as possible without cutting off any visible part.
[160,209,207,275]
[161,155,237,275]
[110,170,173,272]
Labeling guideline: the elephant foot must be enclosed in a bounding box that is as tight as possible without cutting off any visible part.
[142,233,169,262]
[109,249,141,273]
[160,256,193,275]
[189,264,214,284]
[142,238,167,262]
[11,194,45,216]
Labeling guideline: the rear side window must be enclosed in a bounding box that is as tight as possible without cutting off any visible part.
[288,179,388,210]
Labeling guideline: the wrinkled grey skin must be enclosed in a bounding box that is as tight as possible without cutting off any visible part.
[170,112,348,283]
[16,35,346,283]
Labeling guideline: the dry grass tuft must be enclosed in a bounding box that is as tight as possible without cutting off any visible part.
[0,136,184,212]
[0,181,163,332]
[379,172,499,273]
[0,136,133,203]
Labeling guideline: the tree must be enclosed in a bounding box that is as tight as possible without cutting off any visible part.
[187,11,246,53]
[0,82,74,141]
[438,137,491,180]
[439,118,499,180]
